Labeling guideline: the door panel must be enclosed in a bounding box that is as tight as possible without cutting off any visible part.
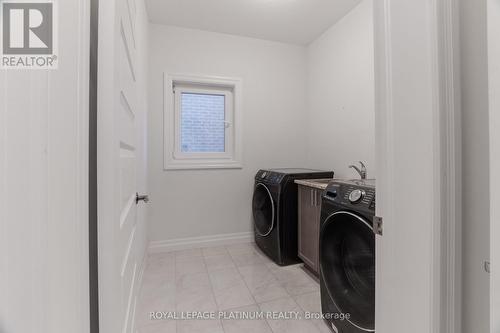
[98,0,148,332]
[118,2,139,329]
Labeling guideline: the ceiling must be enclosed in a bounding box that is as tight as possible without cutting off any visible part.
[145,0,363,45]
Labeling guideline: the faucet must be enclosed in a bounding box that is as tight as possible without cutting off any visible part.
[349,161,367,180]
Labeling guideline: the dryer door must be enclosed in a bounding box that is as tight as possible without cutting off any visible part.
[252,183,275,237]
[320,211,375,332]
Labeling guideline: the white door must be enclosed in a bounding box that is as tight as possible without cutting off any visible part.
[488,0,500,331]
[374,1,458,332]
[97,0,149,332]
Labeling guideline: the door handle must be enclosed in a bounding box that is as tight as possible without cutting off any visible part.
[136,193,149,204]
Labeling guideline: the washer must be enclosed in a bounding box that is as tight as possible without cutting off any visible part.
[252,168,334,266]
[319,179,376,333]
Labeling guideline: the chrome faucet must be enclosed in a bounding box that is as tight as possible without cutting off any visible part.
[349,161,367,180]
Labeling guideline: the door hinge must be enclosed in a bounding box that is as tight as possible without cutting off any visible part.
[485,261,491,274]
[373,216,383,236]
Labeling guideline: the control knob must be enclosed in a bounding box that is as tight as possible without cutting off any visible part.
[349,189,365,203]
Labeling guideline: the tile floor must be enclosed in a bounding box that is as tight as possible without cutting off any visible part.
[135,242,332,333]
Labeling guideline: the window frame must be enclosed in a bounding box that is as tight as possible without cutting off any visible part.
[174,84,232,160]
[164,73,243,170]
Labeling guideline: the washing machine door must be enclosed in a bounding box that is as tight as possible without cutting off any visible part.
[252,183,275,237]
[320,211,375,332]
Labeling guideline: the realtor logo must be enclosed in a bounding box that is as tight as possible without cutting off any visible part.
[1,0,58,69]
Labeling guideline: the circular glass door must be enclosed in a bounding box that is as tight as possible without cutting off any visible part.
[320,211,375,332]
[252,183,275,237]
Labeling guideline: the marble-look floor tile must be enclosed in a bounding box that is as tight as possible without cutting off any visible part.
[264,317,321,333]
[226,243,257,255]
[141,269,175,290]
[258,296,301,313]
[204,253,236,272]
[143,257,176,280]
[230,251,266,267]
[202,246,228,257]
[221,305,272,333]
[136,285,176,328]
[174,248,203,262]
[138,280,175,309]
[264,261,282,271]
[267,264,308,280]
[280,275,319,296]
[209,267,255,310]
[250,279,289,303]
[148,252,175,267]
[294,291,322,313]
[238,264,288,303]
[140,278,175,301]
[270,265,319,296]
[313,319,336,333]
[135,243,328,333]
[253,247,274,263]
[137,320,176,333]
[176,319,224,333]
[293,291,332,333]
[142,267,175,285]
[238,264,273,284]
[175,288,218,312]
[175,257,206,276]
[258,297,320,333]
[175,271,211,293]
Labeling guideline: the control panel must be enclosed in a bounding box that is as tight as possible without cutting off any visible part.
[324,180,376,211]
[255,170,284,184]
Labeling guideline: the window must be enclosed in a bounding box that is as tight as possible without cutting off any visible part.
[164,74,242,170]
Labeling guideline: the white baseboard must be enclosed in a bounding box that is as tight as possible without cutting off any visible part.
[148,231,254,254]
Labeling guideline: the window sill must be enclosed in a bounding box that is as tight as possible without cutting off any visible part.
[164,160,243,171]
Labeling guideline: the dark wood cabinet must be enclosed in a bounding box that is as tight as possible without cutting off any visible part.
[297,185,322,275]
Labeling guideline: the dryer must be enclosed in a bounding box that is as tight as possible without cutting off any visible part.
[319,179,376,333]
[252,168,334,266]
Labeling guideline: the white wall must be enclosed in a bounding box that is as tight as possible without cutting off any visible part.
[306,0,375,179]
[0,0,90,332]
[460,0,491,331]
[148,25,308,243]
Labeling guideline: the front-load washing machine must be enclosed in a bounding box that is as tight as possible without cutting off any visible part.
[252,168,333,266]
[319,179,376,333]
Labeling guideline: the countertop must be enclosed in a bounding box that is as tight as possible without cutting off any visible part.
[294,178,334,190]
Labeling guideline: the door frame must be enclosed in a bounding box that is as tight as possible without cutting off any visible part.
[436,1,462,331]
[374,0,461,332]
[89,0,100,331]
[488,0,500,331]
